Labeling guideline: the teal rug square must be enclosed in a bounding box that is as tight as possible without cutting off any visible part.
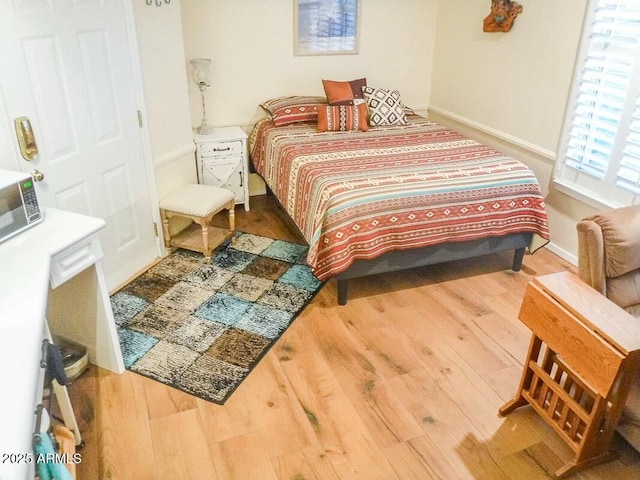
[195,292,253,326]
[262,239,308,263]
[279,264,324,292]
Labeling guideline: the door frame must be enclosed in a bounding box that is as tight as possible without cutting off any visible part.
[122,1,164,271]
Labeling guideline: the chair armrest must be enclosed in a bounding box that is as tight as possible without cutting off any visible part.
[577,219,607,295]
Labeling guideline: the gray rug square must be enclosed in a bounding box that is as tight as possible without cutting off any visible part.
[154,281,214,313]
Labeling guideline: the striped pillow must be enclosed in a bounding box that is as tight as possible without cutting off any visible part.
[260,96,327,126]
[317,103,369,132]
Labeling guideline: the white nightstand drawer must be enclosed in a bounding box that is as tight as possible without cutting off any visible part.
[199,140,243,159]
[50,233,103,288]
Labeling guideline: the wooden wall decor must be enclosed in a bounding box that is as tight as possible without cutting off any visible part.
[483,0,523,32]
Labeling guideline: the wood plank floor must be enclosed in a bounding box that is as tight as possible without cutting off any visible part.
[67,195,640,479]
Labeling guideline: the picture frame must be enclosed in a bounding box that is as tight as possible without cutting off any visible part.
[294,0,360,56]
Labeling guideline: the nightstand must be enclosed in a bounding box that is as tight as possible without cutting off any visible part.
[194,126,250,211]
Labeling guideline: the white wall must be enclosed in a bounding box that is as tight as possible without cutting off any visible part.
[132,0,196,200]
[430,0,595,262]
[431,0,584,152]
[137,0,601,262]
[180,0,438,130]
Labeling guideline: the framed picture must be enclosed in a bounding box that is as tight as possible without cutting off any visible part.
[294,0,360,56]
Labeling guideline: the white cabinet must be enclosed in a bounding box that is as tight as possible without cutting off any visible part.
[195,126,250,211]
[0,208,122,479]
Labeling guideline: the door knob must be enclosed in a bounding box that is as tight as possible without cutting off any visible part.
[31,169,45,182]
[14,116,38,161]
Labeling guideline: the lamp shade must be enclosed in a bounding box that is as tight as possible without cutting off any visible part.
[191,58,211,85]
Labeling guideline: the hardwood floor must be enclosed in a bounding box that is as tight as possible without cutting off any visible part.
[67,195,640,479]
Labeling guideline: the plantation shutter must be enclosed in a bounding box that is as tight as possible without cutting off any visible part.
[555,1,640,207]
[617,96,640,194]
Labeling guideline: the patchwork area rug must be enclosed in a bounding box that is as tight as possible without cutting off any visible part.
[110,232,323,404]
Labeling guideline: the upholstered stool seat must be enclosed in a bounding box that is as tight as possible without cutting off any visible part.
[159,184,235,260]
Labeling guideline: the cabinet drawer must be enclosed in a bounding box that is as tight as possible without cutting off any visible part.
[50,233,103,288]
[198,140,243,159]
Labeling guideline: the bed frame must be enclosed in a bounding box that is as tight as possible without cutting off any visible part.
[265,187,531,305]
[334,232,532,305]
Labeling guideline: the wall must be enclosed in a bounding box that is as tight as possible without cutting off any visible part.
[175,0,599,262]
[430,0,594,263]
[132,0,196,201]
[180,0,438,130]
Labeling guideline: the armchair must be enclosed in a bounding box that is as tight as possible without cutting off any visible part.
[577,204,640,451]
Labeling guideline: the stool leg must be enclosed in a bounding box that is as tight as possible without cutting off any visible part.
[199,217,211,261]
[160,209,171,250]
[228,200,236,244]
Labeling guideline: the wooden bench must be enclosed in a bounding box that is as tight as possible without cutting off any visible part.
[159,184,235,261]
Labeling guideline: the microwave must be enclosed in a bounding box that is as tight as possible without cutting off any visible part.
[0,170,43,244]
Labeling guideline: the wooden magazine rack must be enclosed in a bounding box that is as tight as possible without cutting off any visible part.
[499,272,640,478]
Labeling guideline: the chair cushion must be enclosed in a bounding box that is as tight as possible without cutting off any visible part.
[160,184,234,217]
[607,270,640,313]
[585,204,640,278]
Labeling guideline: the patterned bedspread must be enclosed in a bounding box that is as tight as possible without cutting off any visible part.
[249,116,550,280]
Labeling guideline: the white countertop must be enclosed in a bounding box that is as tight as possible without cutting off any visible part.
[0,208,105,480]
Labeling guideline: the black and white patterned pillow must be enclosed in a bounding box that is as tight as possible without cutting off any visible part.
[361,86,407,126]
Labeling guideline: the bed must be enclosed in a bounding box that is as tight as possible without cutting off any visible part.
[249,107,550,305]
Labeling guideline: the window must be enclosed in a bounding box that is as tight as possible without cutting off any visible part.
[554,1,640,208]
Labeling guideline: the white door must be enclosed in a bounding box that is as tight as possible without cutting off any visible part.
[0,0,160,290]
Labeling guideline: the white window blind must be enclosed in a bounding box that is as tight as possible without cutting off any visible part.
[554,1,640,208]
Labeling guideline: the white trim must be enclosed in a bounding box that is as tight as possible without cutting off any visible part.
[154,142,196,168]
[543,241,577,267]
[552,178,622,211]
[428,106,557,163]
[122,0,164,255]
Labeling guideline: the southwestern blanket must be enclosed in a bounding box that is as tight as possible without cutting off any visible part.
[249,115,550,281]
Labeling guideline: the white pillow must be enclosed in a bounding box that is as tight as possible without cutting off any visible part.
[361,86,407,126]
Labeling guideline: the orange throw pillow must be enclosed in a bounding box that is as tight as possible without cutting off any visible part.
[322,78,367,105]
[317,103,369,132]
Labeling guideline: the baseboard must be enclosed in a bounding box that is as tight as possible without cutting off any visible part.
[544,241,577,267]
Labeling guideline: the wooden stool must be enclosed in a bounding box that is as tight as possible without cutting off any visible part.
[499,271,640,478]
[159,184,235,261]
